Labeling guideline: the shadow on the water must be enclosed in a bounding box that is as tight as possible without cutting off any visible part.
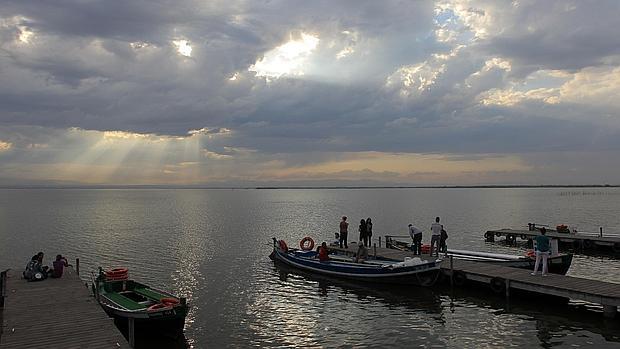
[273,259,443,315]
[273,259,620,344]
[113,318,190,349]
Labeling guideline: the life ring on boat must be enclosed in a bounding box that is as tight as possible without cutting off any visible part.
[160,297,180,306]
[484,232,493,240]
[106,268,128,275]
[452,271,467,286]
[525,250,535,258]
[490,277,506,293]
[495,232,501,237]
[506,234,516,244]
[521,234,527,240]
[421,244,431,254]
[105,268,128,280]
[147,303,173,312]
[278,240,288,252]
[299,237,315,251]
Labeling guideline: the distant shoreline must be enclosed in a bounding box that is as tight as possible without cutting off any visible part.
[0,184,618,190]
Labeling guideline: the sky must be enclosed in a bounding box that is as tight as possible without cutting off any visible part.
[1,0,619,186]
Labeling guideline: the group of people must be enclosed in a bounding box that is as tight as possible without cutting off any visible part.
[408,217,448,257]
[338,216,373,248]
[23,252,70,281]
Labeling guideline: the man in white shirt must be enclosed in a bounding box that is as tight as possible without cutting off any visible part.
[408,224,423,255]
[430,217,443,257]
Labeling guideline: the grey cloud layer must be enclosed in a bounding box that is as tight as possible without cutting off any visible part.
[1,0,620,159]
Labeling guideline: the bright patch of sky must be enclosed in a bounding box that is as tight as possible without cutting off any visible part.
[249,33,319,79]
[173,40,192,57]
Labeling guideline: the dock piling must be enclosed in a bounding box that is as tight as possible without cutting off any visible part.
[449,255,454,289]
[128,317,136,348]
[0,269,6,309]
[600,227,603,238]
[373,243,377,258]
[76,257,80,275]
[379,237,382,247]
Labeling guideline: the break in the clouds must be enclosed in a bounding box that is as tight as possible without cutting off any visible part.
[1,0,620,185]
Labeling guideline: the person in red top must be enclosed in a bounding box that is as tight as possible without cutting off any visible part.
[318,242,330,262]
[51,255,70,278]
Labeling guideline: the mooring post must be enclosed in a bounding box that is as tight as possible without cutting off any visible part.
[76,258,80,275]
[0,269,7,309]
[128,317,135,347]
[604,305,617,318]
[505,279,510,299]
[379,236,382,247]
[373,243,377,258]
[450,255,454,289]
[600,227,603,238]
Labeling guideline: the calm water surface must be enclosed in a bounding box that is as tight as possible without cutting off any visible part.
[1,188,620,348]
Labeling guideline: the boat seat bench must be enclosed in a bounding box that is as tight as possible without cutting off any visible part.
[133,287,169,301]
[105,292,145,310]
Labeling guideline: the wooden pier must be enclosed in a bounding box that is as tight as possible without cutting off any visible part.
[329,244,620,318]
[0,266,129,349]
[485,228,620,252]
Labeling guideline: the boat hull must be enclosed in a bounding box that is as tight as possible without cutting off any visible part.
[272,248,440,285]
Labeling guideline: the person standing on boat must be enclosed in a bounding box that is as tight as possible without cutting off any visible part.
[531,227,550,276]
[430,217,443,257]
[408,224,423,255]
[339,216,349,249]
[359,219,368,247]
[366,218,373,246]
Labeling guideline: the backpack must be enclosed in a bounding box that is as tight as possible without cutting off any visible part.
[441,229,448,240]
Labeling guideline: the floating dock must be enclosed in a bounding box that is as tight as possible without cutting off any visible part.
[485,228,620,252]
[329,244,620,318]
[0,267,129,349]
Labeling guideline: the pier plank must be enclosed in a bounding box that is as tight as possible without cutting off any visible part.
[328,244,620,311]
[0,267,129,349]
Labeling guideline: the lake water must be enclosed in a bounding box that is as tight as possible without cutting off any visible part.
[1,188,620,348]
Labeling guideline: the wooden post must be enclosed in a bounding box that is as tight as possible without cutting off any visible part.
[0,269,7,309]
[450,255,454,289]
[505,279,510,299]
[128,317,135,348]
[76,258,80,275]
[373,243,377,258]
[379,236,382,248]
[600,227,603,238]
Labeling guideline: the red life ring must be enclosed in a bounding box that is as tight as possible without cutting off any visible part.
[526,250,535,258]
[160,297,180,306]
[300,237,315,251]
[147,303,173,312]
[106,268,128,276]
[278,240,288,252]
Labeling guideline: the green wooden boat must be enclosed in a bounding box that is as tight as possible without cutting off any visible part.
[92,267,189,339]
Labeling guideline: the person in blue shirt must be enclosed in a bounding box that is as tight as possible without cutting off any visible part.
[531,227,551,276]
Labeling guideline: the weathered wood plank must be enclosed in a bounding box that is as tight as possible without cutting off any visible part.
[0,267,129,349]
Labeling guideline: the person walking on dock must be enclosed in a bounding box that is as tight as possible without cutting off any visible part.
[359,219,368,247]
[531,227,550,276]
[339,216,349,249]
[430,217,442,257]
[408,224,423,255]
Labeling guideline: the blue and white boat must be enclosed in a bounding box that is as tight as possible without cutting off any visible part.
[270,238,441,285]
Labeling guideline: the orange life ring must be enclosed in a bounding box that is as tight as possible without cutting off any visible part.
[160,297,180,306]
[106,268,128,276]
[300,237,315,251]
[147,303,173,312]
[278,240,288,252]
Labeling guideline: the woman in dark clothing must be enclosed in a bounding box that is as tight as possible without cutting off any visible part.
[359,219,368,247]
[366,218,373,247]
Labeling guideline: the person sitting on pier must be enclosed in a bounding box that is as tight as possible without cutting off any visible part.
[23,252,48,281]
[355,242,369,263]
[51,254,71,278]
[408,224,423,255]
[531,227,550,276]
[318,242,330,262]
